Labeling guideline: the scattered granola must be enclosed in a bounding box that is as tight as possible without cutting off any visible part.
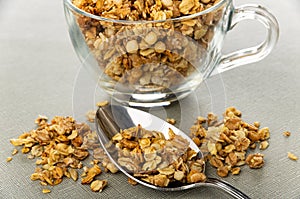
[7,106,280,191]
[111,125,206,187]
[10,116,91,186]
[190,107,270,177]
[287,152,298,161]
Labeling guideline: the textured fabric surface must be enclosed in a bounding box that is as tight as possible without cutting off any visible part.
[1,0,300,198]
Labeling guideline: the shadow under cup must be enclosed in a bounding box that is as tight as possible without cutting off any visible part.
[64,0,277,107]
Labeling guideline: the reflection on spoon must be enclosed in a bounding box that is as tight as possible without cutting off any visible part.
[95,105,250,199]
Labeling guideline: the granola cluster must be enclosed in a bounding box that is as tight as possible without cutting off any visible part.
[190,107,270,177]
[110,125,206,187]
[9,115,117,193]
[72,0,224,91]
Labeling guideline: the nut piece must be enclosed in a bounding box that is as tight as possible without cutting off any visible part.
[90,180,108,192]
[42,189,51,194]
[6,157,12,162]
[217,166,229,177]
[69,169,78,181]
[126,40,139,53]
[259,141,269,150]
[231,167,241,175]
[287,152,298,161]
[246,153,264,169]
[283,131,291,137]
[144,32,158,45]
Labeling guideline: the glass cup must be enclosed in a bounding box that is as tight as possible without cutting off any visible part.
[64,0,279,107]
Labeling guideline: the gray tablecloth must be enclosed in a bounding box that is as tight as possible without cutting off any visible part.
[1,0,300,198]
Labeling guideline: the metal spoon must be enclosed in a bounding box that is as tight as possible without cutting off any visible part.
[95,105,250,199]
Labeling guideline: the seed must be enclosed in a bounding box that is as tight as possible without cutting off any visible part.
[154,41,166,53]
[144,32,158,45]
[126,40,139,53]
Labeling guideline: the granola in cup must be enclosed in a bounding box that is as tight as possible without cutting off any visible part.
[64,0,278,107]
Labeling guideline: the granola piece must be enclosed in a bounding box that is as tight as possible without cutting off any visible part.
[259,141,269,150]
[287,152,298,161]
[217,166,229,177]
[40,181,47,186]
[6,157,12,162]
[283,131,291,137]
[128,177,138,186]
[187,170,206,183]
[35,115,48,126]
[67,130,78,140]
[81,164,102,184]
[253,121,260,128]
[246,153,264,169]
[86,110,96,122]
[179,0,195,14]
[96,100,109,107]
[90,180,108,192]
[231,167,241,175]
[11,149,18,155]
[42,189,51,194]
[69,169,78,181]
[166,118,176,125]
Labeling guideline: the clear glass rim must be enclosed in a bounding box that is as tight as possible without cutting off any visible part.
[64,0,228,24]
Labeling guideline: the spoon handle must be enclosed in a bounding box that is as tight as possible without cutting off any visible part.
[205,178,250,199]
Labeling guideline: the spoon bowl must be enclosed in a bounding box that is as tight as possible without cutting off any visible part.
[95,105,250,198]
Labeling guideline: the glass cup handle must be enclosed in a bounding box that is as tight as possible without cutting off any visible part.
[218,4,279,73]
